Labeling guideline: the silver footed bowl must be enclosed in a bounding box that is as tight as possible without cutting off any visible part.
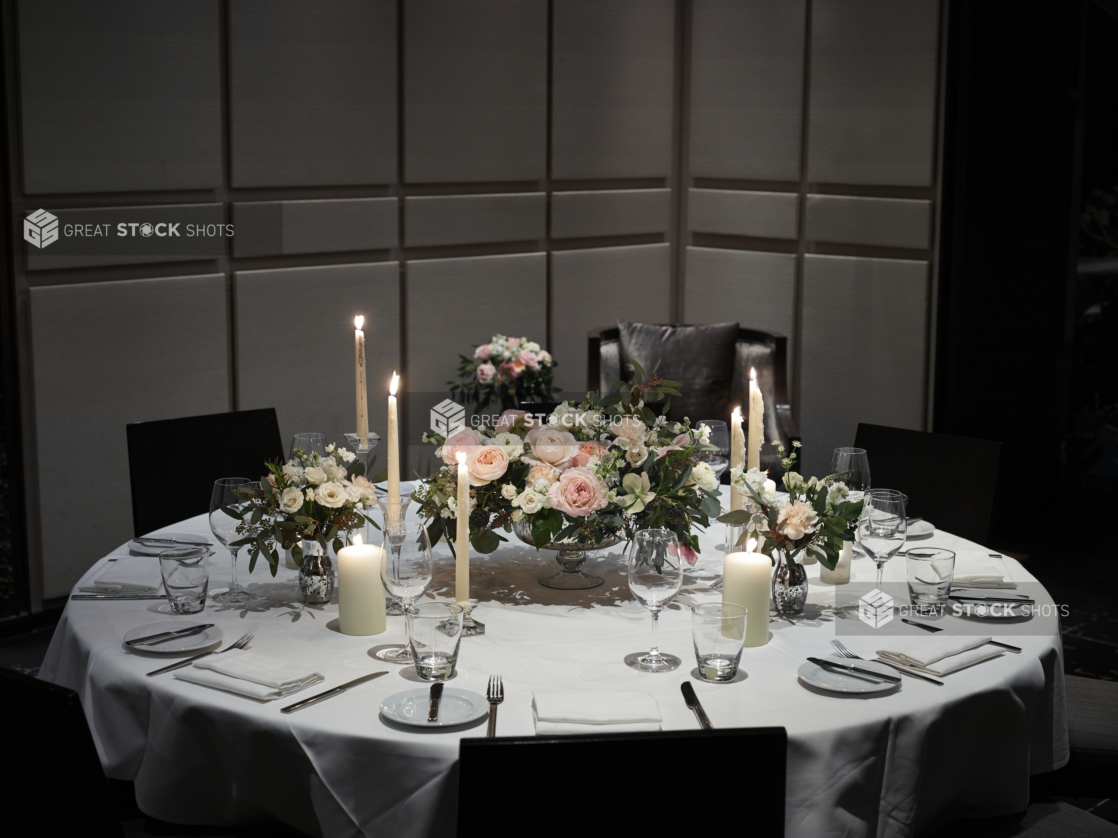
[512,519,622,591]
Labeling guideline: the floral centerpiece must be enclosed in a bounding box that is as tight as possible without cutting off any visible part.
[414,362,723,572]
[448,334,558,411]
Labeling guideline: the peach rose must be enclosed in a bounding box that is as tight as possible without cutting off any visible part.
[441,427,485,465]
[476,362,496,384]
[498,361,524,381]
[523,426,578,471]
[548,467,607,518]
[527,462,560,487]
[571,441,606,468]
[466,445,509,486]
[474,344,491,361]
[518,349,539,370]
[349,474,377,501]
[612,416,647,446]
[496,409,529,434]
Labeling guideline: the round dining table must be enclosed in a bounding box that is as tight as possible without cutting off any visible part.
[40,506,1068,838]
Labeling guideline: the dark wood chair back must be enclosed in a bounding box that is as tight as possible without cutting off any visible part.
[126,408,284,537]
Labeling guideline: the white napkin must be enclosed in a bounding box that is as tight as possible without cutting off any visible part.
[79,557,163,594]
[878,635,1003,676]
[532,690,662,735]
[952,553,1016,589]
[173,650,323,701]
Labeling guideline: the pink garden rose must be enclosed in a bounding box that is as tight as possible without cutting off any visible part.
[466,445,509,486]
[523,426,578,471]
[496,409,529,434]
[507,337,521,349]
[476,362,496,384]
[474,344,491,361]
[497,361,525,381]
[350,474,377,501]
[518,349,539,370]
[527,462,560,487]
[548,467,607,518]
[440,427,485,465]
[571,441,606,468]
[655,432,691,460]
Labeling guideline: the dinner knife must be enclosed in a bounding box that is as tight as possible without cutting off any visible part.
[870,660,944,685]
[680,682,714,730]
[902,618,943,632]
[280,671,388,714]
[125,623,213,647]
[135,535,212,547]
[807,657,902,684]
[949,594,1035,604]
[72,594,168,601]
[428,682,444,723]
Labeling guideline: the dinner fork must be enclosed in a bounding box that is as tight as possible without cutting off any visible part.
[146,632,253,677]
[830,639,943,686]
[485,675,504,738]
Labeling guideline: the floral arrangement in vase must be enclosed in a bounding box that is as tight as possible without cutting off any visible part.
[414,361,723,560]
[225,444,383,576]
[448,334,558,411]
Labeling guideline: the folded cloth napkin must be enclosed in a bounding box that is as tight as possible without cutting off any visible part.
[79,557,163,594]
[952,553,1016,589]
[173,650,323,701]
[532,690,662,735]
[878,635,1003,676]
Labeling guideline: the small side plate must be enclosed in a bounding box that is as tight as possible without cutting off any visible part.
[797,658,900,694]
[905,521,935,539]
[128,533,212,556]
[123,622,223,653]
[380,687,487,728]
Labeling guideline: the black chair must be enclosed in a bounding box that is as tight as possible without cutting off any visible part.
[589,324,799,477]
[457,727,787,836]
[853,423,1001,545]
[0,668,123,837]
[1031,674,1118,800]
[126,408,284,537]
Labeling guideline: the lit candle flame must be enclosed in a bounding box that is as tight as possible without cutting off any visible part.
[750,367,757,382]
[456,452,466,465]
[352,533,363,547]
[354,315,364,331]
[732,406,741,419]
[746,537,757,553]
[390,372,399,396]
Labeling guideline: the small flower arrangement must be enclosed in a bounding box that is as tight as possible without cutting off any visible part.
[226,444,385,575]
[718,442,863,571]
[415,361,723,561]
[448,334,558,411]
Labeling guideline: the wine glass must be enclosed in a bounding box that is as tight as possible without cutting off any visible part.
[857,489,907,591]
[697,420,730,479]
[377,522,434,663]
[832,447,870,554]
[625,528,684,672]
[209,478,256,604]
[288,432,327,463]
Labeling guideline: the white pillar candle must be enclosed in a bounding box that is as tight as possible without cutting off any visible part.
[387,372,401,508]
[456,452,470,603]
[337,534,386,636]
[729,407,744,511]
[747,368,763,472]
[819,541,853,585]
[354,316,369,442]
[721,538,770,647]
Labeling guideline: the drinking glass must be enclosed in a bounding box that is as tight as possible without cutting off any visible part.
[288,432,327,463]
[907,548,956,615]
[406,602,464,681]
[376,496,414,615]
[857,489,907,591]
[697,420,730,479]
[831,448,870,555]
[158,546,210,614]
[377,522,434,663]
[209,478,256,604]
[626,528,684,672]
[691,603,747,682]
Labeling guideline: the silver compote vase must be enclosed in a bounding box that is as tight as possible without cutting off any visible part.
[512,519,621,590]
[298,539,334,604]
[771,550,808,615]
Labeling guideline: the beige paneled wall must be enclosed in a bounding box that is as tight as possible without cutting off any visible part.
[8,0,940,600]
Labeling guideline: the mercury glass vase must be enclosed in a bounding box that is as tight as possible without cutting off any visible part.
[512,519,622,590]
[771,550,808,615]
[298,539,334,604]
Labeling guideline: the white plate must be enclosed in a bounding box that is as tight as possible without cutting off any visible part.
[374,480,420,498]
[123,622,223,653]
[797,658,900,694]
[129,533,213,556]
[380,687,488,728]
[949,597,1034,620]
[905,521,935,539]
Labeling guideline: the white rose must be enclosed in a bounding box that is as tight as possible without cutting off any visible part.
[511,509,524,522]
[538,350,552,365]
[691,462,718,492]
[493,431,524,458]
[625,443,649,467]
[501,483,518,500]
[304,466,327,486]
[282,463,304,484]
[523,341,540,353]
[321,458,346,482]
[612,416,647,446]
[316,482,347,508]
[280,487,304,513]
[518,490,543,514]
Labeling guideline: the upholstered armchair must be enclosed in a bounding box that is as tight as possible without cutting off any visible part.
[588,323,800,478]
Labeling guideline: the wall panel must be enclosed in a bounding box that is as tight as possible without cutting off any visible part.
[551,189,671,239]
[689,190,799,240]
[30,275,229,597]
[405,194,546,247]
[805,195,932,250]
[233,199,398,257]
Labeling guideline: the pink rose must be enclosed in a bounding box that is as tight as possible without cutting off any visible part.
[497,361,524,381]
[655,432,691,460]
[496,409,529,434]
[523,426,578,471]
[440,427,485,465]
[571,441,606,468]
[507,337,521,349]
[350,474,377,501]
[466,445,509,486]
[669,543,699,567]
[476,362,496,384]
[474,344,491,361]
[527,462,560,487]
[518,349,539,370]
[548,467,607,518]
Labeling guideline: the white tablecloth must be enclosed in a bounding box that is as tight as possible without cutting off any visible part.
[40,513,1067,838]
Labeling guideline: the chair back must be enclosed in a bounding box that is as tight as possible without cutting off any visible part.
[0,668,123,837]
[126,408,284,536]
[854,423,1001,545]
[457,726,787,836]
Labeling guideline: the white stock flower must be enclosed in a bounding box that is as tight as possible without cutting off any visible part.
[316,482,347,508]
[304,488,315,501]
[501,483,518,500]
[493,431,524,458]
[282,463,304,484]
[279,487,303,513]
[338,448,356,463]
[691,461,718,492]
[321,458,346,482]
[303,466,327,486]
[827,481,850,506]
[325,443,335,453]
